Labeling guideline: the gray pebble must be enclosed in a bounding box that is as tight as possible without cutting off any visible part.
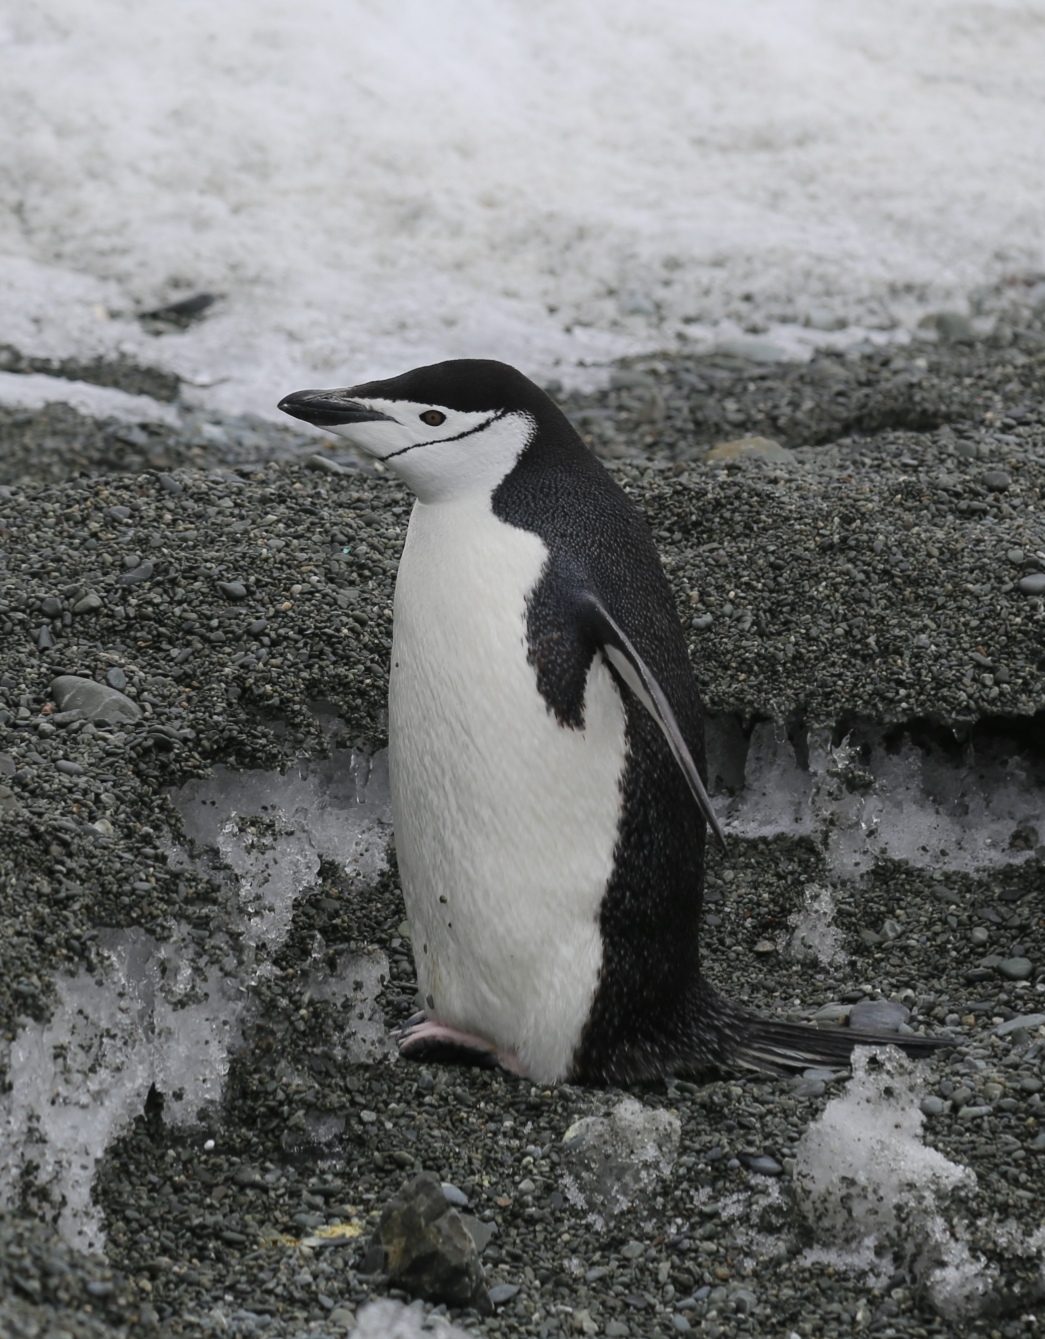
[218,580,248,600]
[440,1182,469,1208]
[488,1284,520,1306]
[935,311,976,343]
[40,596,62,618]
[993,1013,1045,1036]
[707,337,792,364]
[73,592,103,614]
[54,760,84,776]
[743,1155,783,1176]
[1018,573,1045,595]
[920,1095,946,1116]
[848,1000,910,1032]
[458,1213,496,1254]
[119,561,155,586]
[306,453,352,475]
[105,667,128,691]
[982,470,1011,491]
[50,675,142,725]
[998,957,1033,980]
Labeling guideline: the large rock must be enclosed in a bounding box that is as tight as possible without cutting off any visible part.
[50,675,141,725]
[368,1173,491,1314]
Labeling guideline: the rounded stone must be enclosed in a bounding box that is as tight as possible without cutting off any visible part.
[848,1000,910,1032]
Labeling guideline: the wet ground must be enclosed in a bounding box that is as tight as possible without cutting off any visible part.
[1,293,1044,1338]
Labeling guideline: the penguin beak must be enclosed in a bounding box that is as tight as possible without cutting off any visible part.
[277,388,397,429]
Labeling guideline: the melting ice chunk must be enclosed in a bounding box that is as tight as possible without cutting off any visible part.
[711,721,1044,876]
[793,1049,993,1321]
[0,747,393,1251]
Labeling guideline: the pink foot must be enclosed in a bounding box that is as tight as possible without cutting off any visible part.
[397,1016,527,1077]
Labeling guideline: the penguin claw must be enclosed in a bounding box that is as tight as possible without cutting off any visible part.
[397,1017,526,1076]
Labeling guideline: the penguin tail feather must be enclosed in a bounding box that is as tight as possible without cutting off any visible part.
[702,995,952,1076]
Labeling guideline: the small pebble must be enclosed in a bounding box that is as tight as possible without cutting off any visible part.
[743,1155,783,1176]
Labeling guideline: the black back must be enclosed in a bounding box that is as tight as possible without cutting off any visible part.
[483,367,712,1085]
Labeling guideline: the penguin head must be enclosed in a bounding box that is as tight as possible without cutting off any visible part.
[279,359,570,503]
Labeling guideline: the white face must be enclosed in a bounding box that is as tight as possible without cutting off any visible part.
[328,398,535,505]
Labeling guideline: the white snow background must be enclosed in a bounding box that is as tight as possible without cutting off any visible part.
[1,0,1043,416]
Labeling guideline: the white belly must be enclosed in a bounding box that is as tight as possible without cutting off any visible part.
[389,495,627,1083]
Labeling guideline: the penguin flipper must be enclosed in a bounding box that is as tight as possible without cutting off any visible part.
[582,596,726,848]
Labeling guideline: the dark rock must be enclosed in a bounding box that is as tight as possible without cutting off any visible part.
[139,292,218,328]
[369,1171,491,1314]
[934,311,976,343]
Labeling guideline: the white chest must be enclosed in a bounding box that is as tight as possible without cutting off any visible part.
[388,495,627,1083]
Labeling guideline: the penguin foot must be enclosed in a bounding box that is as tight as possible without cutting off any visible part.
[397,1017,526,1076]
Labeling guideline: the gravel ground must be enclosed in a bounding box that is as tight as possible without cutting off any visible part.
[1,292,1044,1339]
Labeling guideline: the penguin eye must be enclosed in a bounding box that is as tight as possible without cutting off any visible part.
[420,410,446,427]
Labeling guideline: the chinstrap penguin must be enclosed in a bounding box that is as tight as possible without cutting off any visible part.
[279,359,947,1085]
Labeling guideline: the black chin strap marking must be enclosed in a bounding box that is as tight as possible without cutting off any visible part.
[380,409,508,460]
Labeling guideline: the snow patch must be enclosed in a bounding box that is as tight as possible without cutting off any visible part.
[793,1049,992,1321]
[1,2,1043,415]
[0,369,180,424]
[0,747,393,1250]
[713,722,1044,877]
